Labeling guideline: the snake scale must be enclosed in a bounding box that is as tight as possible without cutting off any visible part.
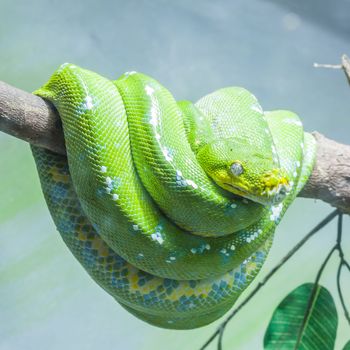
[30,63,316,329]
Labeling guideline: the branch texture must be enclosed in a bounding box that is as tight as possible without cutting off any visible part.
[300,133,350,214]
[0,81,65,154]
[0,80,349,213]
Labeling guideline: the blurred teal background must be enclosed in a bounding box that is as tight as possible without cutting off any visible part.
[0,0,349,349]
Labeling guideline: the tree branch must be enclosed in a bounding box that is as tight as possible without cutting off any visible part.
[1,70,350,213]
[299,133,350,214]
[0,80,65,155]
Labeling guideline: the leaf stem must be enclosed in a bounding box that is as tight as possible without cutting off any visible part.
[337,261,350,326]
[335,213,350,326]
[294,244,338,349]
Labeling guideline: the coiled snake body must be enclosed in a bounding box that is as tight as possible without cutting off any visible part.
[31,64,316,329]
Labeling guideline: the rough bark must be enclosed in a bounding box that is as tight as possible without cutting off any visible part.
[0,74,349,214]
[0,81,65,154]
[299,133,350,214]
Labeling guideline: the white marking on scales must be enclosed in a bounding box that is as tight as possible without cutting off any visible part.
[186,179,198,189]
[270,203,283,221]
[85,96,94,110]
[251,103,263,113]
[125,71,137,76]
[149,106,158,126]
[284,118,302,126]
[151,232,164,244]
[145,85,155,96]
[162,147,173,162]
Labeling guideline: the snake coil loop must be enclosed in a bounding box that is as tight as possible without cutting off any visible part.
[31,64,316,329]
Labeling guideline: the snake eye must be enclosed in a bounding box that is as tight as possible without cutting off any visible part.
[230,162,244,176]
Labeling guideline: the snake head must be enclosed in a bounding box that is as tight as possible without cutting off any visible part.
[197,139,291,206]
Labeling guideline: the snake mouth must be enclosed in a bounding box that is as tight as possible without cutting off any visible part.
[223,183,252,197]
[224,182,269,205]
[224,182,290,205]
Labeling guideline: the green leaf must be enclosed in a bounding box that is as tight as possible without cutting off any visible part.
[343,340,350,350]
[264,283,338,350]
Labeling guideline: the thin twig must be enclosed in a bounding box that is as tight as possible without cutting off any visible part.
[335,213,350,326]
[313,54,350,85]
[336,213,343,249]
[341,54,350,84]
[337,261,350,326]
[344,259,350,272]
[313,63,342,69]
[217,325,225,350]
[199,210,339,350]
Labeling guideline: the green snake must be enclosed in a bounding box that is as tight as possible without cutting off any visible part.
[30,63,316,329]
